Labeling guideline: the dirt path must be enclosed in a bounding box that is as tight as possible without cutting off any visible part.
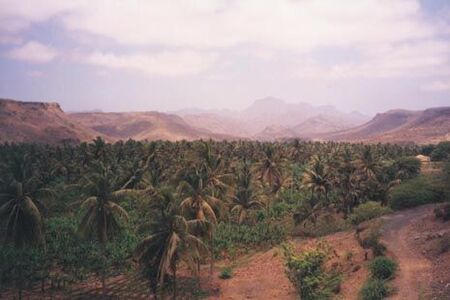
[380,204,436,300]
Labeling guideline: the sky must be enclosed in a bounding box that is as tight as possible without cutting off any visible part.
[0,0,449,115]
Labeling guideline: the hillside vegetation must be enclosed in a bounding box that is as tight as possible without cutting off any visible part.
[0,139,449,299]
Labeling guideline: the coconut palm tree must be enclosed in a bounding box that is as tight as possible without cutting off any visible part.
[253,144,284,190]
[231,161,264,225]
[77,165,130,243]
[177,165,220,275]
[77,163,130,295]
[356,146,382,180]
[135,187,208,298]
[302,155,333,206]
[0,154,53,247]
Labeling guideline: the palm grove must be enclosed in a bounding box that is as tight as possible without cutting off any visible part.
[0,138,444,297]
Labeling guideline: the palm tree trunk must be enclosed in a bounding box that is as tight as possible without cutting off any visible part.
[197,260,201,289]
[17,264,23,300]
[101,242,107,297]
[102,271,106,297]
[173,265,177,299]
[210,234,214,276]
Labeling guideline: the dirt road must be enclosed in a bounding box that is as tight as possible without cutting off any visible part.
[380,204,436,300]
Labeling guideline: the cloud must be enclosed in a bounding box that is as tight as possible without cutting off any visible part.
[0,0,444,49]
[420,80,450,92]
[0,0,449,79]
[295,40,450,79]
[58,0,442,51]
[83,50,218,76]
[7,41,58,63]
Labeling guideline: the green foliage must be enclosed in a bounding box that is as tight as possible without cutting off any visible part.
[219,267,233,279]
[0,246,47,286]
[388,176,445,209]
[299,213,351,237]
[283,242,342,300]
[421,144,435,156]
[0,139,422,295]
[214,221,287,257]
[357,222,386,257]
[269,201,296,219]
[368,256,397,280]
[360,279,390,300]
[350,201,392,225]
[430,141,450,161]
[30,216,137,281]
[393,156,421,180]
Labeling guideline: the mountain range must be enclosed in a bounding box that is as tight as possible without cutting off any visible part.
[0,97,449,144]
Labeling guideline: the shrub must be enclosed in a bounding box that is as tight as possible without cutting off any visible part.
[214,221,287,258]
[421,144,435,156]
[388,176,445,210]
[434,203,450,222]
[283,242,342,300]
[269,201,296,219]
[368,256,397,280]
[350,202,392,225]
[360,279,390,300]
[357,222,386,257]
[430,141,450,161]
[219,267,233,279]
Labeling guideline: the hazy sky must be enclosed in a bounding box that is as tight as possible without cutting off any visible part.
[0,0,449,115]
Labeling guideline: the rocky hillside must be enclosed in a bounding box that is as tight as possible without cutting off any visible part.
[178,97,370,140]
[0,98,98,144]
[1,98,448,144]
[325,107,450,144]
[0,99,232,144]
[69,112,232,141]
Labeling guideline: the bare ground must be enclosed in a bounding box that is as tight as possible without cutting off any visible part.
[380,204,450,300]
[208,230,369,300]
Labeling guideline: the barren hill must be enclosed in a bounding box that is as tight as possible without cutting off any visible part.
[0,98,98,144]
[325,107,450,144]
[0,98,233,144]
[178,97,370,140]
[69,111,232,141]
[180,113,249,138]
[292,112,369,139]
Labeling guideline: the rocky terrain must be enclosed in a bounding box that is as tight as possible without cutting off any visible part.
[69,111,233,142]
[0,98,98,144]
[1,97,449,144]
[325,107,450,144]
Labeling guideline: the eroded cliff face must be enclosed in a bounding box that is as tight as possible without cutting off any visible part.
[0,98,99,144]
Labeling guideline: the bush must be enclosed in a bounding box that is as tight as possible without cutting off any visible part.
[350,202,392,225]
[269,201,296,219]
[368,256,397,280]
[219,267,233,279]
[357,222,386,257]
[283,242,342,300]
[214,221,287,258]
[430,141,450,161]
[421,144,435,156]
[360,279,390,300]
[434,203,450,222]
[388,176,445,210]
